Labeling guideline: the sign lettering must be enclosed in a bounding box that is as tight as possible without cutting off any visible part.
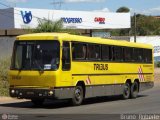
[94,17,105,24]
[94,64,108,70]
[61,17,82,24]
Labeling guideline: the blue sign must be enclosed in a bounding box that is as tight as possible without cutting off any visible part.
[61,17,82,24]
[21,11,32,24]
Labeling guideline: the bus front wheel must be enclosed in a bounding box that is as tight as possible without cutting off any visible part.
[71,86,84,106]
[122,82,130,99]
[131,81,139,98]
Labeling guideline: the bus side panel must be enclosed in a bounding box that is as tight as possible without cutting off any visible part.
[72,62,154,98]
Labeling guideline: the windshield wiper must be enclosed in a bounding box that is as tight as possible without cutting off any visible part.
[34,60,44,73]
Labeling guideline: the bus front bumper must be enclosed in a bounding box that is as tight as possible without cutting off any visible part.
[9,87,74,99]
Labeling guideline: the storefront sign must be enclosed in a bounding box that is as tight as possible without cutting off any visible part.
[94,17,105,24]
[61,17,82,24]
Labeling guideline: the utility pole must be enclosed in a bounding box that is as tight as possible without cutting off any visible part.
[134,13,137,43]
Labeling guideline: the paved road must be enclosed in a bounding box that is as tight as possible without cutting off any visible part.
[0,85,160,120]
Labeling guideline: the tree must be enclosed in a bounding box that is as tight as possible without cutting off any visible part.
[130,14,160,35]
[116,6,130,13]
[32,18,80,34]
[33,19,64,33]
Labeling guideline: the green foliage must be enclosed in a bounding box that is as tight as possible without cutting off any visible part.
[32,18,80,35]
[131,14,160,36]
[33,19,63,33]
[113,8,160,36]
[156,61,160,67]
[116,6,130,13]
[111,14,160,36]
[0,58,10,96]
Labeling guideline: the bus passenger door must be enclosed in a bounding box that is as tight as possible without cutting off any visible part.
[61,41,72,86]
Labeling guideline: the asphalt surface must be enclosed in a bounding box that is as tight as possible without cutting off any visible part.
[0,85,160,120]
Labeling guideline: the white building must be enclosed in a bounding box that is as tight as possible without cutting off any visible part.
[0,7,131,30]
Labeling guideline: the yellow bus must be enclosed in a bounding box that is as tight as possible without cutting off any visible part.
[9,33,154,106]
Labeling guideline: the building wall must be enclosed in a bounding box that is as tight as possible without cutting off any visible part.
[0,8,14,29]
[0,37,15,60]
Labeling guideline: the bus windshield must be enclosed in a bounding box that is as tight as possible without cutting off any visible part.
[11,40,60,71]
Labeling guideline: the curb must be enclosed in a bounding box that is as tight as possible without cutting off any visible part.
[0,97,14,101]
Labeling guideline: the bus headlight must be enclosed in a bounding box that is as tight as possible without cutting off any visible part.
[11,90,15,94]
[49,91,53,96]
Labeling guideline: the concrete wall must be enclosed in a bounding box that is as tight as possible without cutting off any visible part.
[0,8,14,29]
[0,29,29,36]
[0,37,15,60]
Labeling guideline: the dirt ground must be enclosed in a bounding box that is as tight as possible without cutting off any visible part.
[154,68,160,87]
[154,68,160,81]
[154,68,160,86]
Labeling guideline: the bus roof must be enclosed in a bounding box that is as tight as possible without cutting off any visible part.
[16,33,153,49]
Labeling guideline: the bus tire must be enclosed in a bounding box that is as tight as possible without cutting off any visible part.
[131,81,139,98]
[122,82,130,99]
[31,98,44,106]
[71,86,84,106]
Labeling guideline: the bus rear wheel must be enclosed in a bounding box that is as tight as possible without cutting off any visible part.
[122,82,130,99]
[31,98,44,106]
[71,86,84,106]
[131,81,139,98]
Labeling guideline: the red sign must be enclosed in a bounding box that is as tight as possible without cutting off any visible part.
[94,17,105,24]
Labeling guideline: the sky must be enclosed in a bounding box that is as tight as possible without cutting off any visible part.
[0,0,160,15]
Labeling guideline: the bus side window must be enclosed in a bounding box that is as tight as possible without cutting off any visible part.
[102,45,109,61]
[144,49,152,63]
[134,48,143,62]
[88,44,101,60]
[72,42,87,60]
[62,42,71,71]
[110,46,114,61]
[112,46,123,61]
[124,47,133,62]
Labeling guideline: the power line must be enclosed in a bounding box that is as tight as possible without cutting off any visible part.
[50,0,64,10]
[0,1,45,21]
[0,2,10,8]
